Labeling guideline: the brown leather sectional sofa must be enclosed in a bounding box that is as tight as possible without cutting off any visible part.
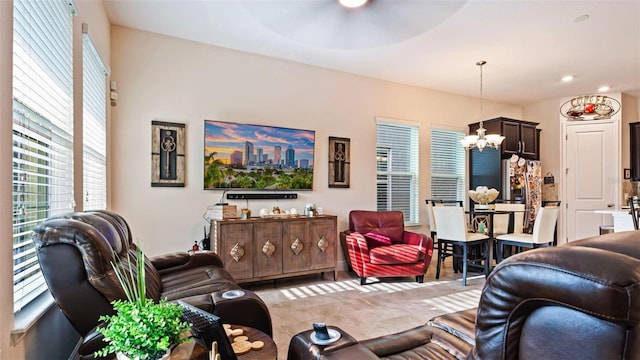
[289,230,640,359]
[32,210,272,359]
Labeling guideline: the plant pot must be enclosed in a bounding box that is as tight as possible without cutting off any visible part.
[116,350,170,360]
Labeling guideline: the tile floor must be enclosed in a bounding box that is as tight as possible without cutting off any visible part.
[244,257,486,359]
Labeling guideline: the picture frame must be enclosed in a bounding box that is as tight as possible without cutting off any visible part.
[151,121,185,187]
[624,168,631,180]
[328,136,350,188]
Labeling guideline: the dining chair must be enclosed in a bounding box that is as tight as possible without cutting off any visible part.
[492,203,526,237]
[495,206,560,262]
[432,205,489,286]
[425,199,463,272]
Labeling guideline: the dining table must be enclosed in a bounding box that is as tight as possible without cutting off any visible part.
[468,208,524,271]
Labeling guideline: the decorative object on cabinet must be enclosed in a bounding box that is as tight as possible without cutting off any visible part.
[328,136,350,188]
[560,95,620,121]
[151,121,185,187]
[460,61,505,152]
[203,120,315,190]
[211,215,338,283]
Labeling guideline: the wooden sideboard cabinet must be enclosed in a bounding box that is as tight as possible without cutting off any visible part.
[210,215,338,283]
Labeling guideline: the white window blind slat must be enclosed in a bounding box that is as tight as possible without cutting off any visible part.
[376,121,419,224]
[13,0,74,313]
[430,128,466,201]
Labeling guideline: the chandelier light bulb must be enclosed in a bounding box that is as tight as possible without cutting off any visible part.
[338,0,368,8]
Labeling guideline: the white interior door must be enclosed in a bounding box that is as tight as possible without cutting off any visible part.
[564,121,618,242]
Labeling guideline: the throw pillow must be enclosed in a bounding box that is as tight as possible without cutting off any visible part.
[364,232,392,248]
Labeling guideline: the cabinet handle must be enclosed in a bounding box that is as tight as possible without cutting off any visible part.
[290,238,304,255]
[230,243,245,262]
[317,236,328,252]
[262,240,276,258]
[518,141,521,153]
[522,141,525,153]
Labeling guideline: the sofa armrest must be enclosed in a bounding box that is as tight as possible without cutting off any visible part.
[402,231,433,262]
[77,323,110,359]
[361,324,472,359]
[150,251,224,274]
[211,289,273,337]
[472,237,640,360]
[346,232,371,262]
[402,231,429,247]
[288,326,378,360]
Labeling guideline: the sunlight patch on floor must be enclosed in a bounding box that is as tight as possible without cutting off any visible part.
[279,275,484,300]
[421,289,483,313]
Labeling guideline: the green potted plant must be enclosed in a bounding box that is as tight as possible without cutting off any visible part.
[95,247,191,360]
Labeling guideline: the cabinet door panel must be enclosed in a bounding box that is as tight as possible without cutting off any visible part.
[501,121,521,156]
[308,219,337,270]
[282,221,311,273]
[519,123,538,159]
[219,223,253,280]
[253,222,283,277]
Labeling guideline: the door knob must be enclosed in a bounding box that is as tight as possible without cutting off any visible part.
[607,203,615,208]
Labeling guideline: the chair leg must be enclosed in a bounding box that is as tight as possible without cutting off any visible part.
[360,277,366,285]
[484,241,490,277]
[436,241,443,279]
[462,244,468,286]
[416,275,424,283]
[497,240,503,263]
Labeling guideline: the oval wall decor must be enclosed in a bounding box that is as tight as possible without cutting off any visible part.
[560,95,620,121]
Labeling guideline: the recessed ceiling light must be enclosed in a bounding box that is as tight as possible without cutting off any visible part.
[575,14,590,22]
[598,85,610,92]
[338,0,368,8]
[561,75,574,82]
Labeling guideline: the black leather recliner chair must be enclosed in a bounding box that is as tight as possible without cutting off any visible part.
[289,230,640,359]
[32,210,272,359]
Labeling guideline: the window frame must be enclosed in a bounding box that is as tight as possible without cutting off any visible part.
[429,125,467,204]
[82,29,108,211]
[375,117,420,225]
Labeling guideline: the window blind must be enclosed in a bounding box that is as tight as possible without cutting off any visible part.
[430,128,465,201]
[376,120,419,224]
[13,0,74,313]
[83,33,107,210]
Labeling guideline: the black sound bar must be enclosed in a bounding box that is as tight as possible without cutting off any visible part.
[226,193,298,200]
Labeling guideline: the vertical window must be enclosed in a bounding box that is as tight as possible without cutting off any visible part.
[13,0,74,312]
[376,118,419,224]
[430,128,465,201]
[83,31,108,210]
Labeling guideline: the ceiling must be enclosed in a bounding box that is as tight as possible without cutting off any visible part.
[103,0,640,106]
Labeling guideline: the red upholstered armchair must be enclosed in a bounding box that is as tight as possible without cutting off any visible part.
[339,210,433,285]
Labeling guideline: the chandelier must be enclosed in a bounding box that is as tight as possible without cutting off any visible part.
[460,61,505,151]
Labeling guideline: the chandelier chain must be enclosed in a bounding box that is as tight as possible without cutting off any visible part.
[477,60,486,127]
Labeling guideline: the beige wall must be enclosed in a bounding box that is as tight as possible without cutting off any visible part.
[109,26,522,261]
